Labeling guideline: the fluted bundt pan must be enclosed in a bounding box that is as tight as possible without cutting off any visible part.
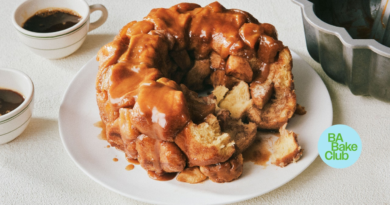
[293,0,390,102]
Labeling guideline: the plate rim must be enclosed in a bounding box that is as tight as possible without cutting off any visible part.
[58,50,333,204]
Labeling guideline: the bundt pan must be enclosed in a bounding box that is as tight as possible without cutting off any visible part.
[292,0,390,101]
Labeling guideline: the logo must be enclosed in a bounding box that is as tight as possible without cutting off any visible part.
[318,125,362,169]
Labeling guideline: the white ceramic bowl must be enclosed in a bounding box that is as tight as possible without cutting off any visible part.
[11,0,108,59]
[0,68,34,144]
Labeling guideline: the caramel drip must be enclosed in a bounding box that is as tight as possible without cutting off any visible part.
[126,21,154,38]
[133,80,190,141]
[253,62,270,83]
[127,158,140,165]
[147,170,177,181]
[125,164,135,171]
[144,8,192,50]
[243,139,272,166]
[108,63,161,106]
[94,121,107,141]
[239,23,264,49]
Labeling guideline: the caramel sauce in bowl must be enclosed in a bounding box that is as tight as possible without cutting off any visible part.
[0,68,34,144]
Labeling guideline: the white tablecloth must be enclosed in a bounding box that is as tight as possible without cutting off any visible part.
[1,0,389,204]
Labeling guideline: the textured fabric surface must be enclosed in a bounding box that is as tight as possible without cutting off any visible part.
[0,0,389,204]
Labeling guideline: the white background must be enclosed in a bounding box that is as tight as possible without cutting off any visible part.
[0,0,389,204]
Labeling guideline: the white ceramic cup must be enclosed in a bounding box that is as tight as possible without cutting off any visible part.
[0,68,34,144]
[12,0,108,59]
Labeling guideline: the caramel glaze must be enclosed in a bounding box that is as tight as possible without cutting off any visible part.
[147,170,177,181]
[243,139,271,166]
[252,62,270,84]
[109,63,161,108]
[127,158,140,165]
[131,79,190,142]
[136,134,186,174]
[118,108,140,159]
[125,164,135,171]
[95,1,286,180]
[94,121,107,140]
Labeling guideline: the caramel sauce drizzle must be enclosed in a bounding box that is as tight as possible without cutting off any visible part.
[127,158,140,165]
[133,80,190,141]
[147,170,177,181]
[243,139,272,167]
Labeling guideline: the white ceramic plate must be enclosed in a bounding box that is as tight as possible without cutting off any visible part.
[59,51,332,205]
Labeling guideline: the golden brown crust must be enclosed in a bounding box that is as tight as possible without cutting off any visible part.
[177,167,208,184]
[106,118,124,151]
[119,108,140,159]
[200,154,243,183]
[250,63,275,110]
[210,51,226,70]
[130,79,190,142]
[175,114,235,166]
[136,134,186,174]
[247,48,296,130]
[250,82,274,109]
[159,140,187,172]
